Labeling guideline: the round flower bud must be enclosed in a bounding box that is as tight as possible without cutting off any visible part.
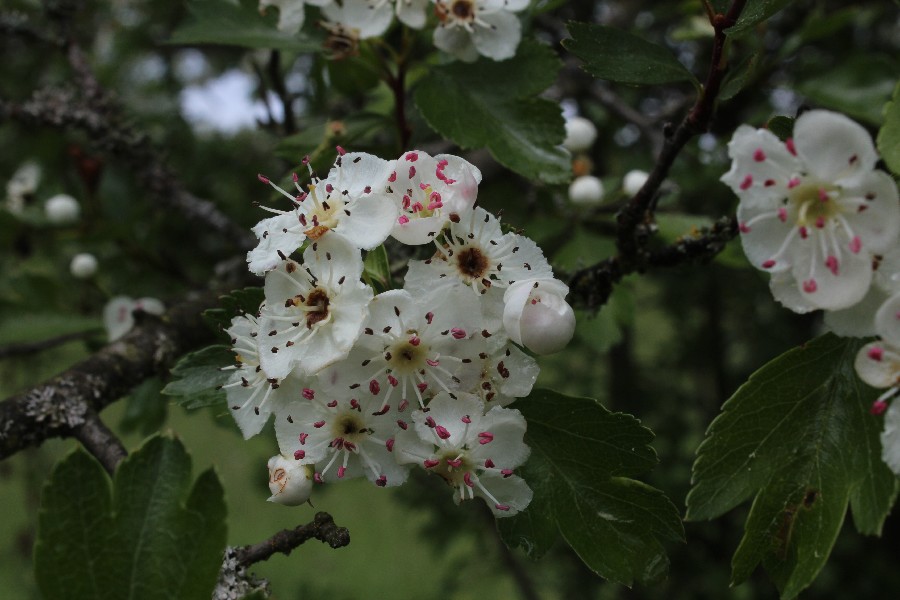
[267,454,314,506]
[568,175,604,206]
[70,253,98,279]
[622,169,649,196]
[563,116,597,152]
[44,194,81,224]
[503,279,576,355]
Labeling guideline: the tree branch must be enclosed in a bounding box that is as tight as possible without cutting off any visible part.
[234,511,351,566]
[0,290,221,460]
[70,407,127,475]
[0,329,101,359]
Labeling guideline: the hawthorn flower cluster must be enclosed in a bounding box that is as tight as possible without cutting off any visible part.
[223,149,574,517]
[259,0,529,62]
[724,109,900,474]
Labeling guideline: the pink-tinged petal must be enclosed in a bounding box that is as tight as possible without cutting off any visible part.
[855,341,900,389]
[391,213,447,245]
[793,110,878,181]
[875,293,900,347]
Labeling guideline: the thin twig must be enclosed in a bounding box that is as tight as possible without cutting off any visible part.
[233,512,351,566]
[71,407,127,475]
[0,329,102,359]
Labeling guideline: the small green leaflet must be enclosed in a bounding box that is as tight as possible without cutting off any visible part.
[162,345,234,409]
[686,334,898,599]
[168,0,322,52]
[413,40,570,184]
[363,244,393,293]
[202,287,264,331]
[766,115,794,142]
[726,0,795,35]
[34,436,227,600]
[498,389,683,587]
[563,23,698,87]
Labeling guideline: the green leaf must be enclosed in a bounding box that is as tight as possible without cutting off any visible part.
[499,389,684,587]
[766,115,795,141]
[162,345,234,409]
[686,334,898,599]
[34,436,227,600]
[414,40,570,184]
[169,0,322,52]
[877,81,900,176]
[34,450,115,599]
[120,376,168,435]
[203,287,264,331]
[276,113,390,171]
[719,51,761,101]
[363,245,393,293]
[726,0,794,35]
[563,23,698,86]
[796,55,897,126]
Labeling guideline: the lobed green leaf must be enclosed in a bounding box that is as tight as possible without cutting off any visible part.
[499,389,683,586]
[162,345,234,409]
[34,436,228,600]
[563,22,698,86]
[686,334,898,599]
[414,40,570,184]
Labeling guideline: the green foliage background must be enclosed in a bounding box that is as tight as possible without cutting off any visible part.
[1,0,899,598]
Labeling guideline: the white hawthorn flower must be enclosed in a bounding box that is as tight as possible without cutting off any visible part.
[102,296,165,341]
[320,287,483,409]
[723,110,900,312]
[221,314,313,439]
[622,169,649,196]
[259,0,332,34]
[824,244,899,337]
[274,386,409,487]
[322,0,394,39]
[44,193,81,224]
[432,0,528,62]
[394,392,532,516]
[563,116,597,152]
[568,175,604,206]
[267,454,314,505]
[249,151,397,275]
[389,151,481,245]
[70,253,98,279]
[503,278,575,355]
[258,235,373,378]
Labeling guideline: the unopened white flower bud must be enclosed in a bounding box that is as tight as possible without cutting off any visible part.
[568,175,604,205]
[70,253,98,279]
[563,116,597,152]
[503,279,576,355]
[622,169,649,196]
[44,194,81,224]
[267,454,313,506]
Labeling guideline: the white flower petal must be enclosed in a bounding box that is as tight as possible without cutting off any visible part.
[875,293,900,347]
[248,212,305,275]
[267,454,314,505]
[880,400,900,475]
[721,125,800,208]
[434,25,479,62]
[794,110,878,181]
[824,286,888,338]
[836,170,900,255]
[790,241,872,310]
[855,341,900,389]
[471,10,521,61]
